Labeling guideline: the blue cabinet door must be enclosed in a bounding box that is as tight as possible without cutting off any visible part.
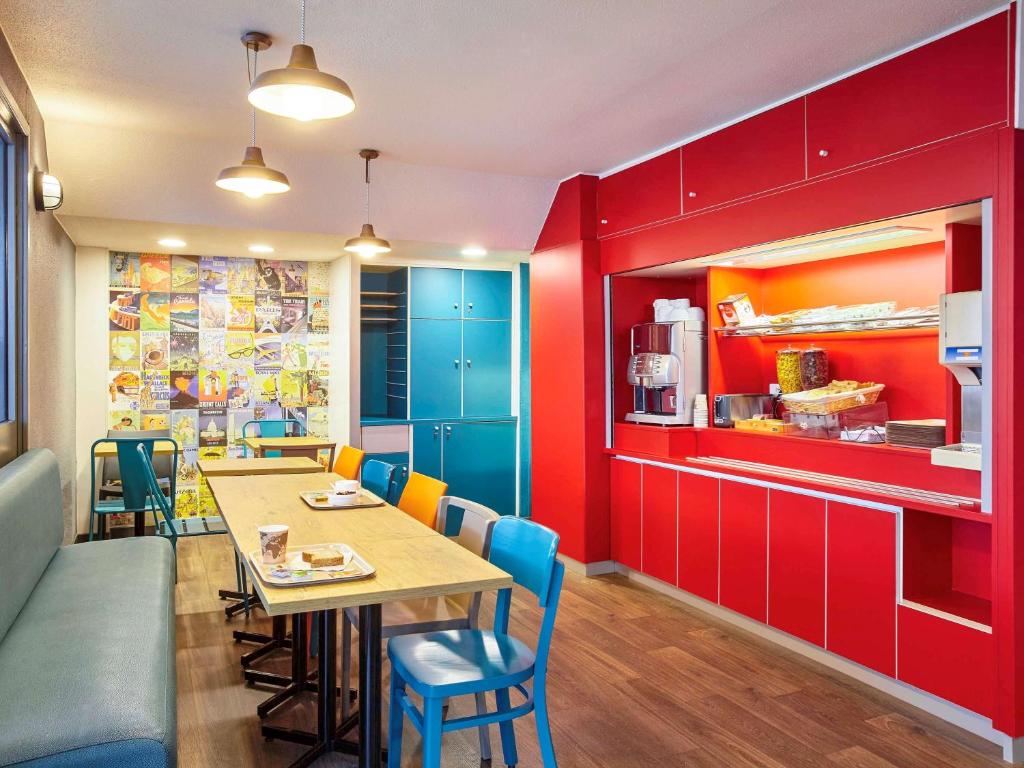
[411,423,443,479]
[443,420,517,516]
[410,319,462,418]
[410,267,463,319]
[463,321,511,417]
[463,270,512,320]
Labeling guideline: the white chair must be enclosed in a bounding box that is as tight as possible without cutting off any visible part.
[341,496,501,758]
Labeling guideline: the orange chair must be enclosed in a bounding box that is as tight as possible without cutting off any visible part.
[333,445,365,480]
[396,472,448,529]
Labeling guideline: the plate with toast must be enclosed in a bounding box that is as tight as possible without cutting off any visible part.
[247,543,375,587]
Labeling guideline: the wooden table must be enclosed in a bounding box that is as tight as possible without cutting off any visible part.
[207,472,511,768]
[243,436,336,457]
[197,457,324,477]
[93,440,181,459]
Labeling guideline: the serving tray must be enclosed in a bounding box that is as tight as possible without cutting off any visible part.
[299,489,385,510]
[247,543,376,587]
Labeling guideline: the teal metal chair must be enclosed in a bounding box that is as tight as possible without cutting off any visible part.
[387,517,564,768]
[89,436,176,541]
[241,418,304,457]
[360,459,397,503]
[136,442,227,581]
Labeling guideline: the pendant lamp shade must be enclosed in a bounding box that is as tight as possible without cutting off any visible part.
[216,146,290,199]
[344,223,392,256]
[248,44,355,122]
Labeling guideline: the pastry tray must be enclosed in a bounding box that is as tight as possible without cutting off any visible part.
[299,489,385,510]
[247,543,375,587]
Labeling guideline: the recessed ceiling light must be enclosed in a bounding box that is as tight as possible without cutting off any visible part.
[158,238,186,248]
[248,244,275,254]
[461,246,487,257]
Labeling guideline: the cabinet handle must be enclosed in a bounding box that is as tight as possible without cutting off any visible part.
[818,149,829,158]
[466,359,472,368]
[433,425,440,438]
[467,302,473,310]
[454,359,460,368]
[444,425,452,439]
[600,218,608,225]
[453,302,459,310]
[687,191,697,198]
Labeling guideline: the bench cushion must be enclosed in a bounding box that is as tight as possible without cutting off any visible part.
[0,537,176,767]
[0,450,63,644]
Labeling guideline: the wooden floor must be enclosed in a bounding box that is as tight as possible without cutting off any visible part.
[176,534,1005,767]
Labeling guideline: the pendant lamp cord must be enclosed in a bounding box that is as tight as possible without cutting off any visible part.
[364,155,371,224]
[247,44,259,146]
[300,0,306,45]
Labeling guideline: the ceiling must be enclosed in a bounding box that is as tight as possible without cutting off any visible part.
[0,0,1007,254]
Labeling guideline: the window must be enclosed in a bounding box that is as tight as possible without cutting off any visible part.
[0,81,27,467]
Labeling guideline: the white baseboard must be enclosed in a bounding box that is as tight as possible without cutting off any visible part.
[558,554,616,577]
[608,564,1017,762]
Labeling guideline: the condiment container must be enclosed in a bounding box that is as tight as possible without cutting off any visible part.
[716,293,756,327]
[776,346,804,394]
[800,346,829,390]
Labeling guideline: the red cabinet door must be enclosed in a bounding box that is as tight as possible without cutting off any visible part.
[719,481,768,622]
[806,12,1009,177]
[641,465,677,584]
[768,491,825,647]
[677,472,719,602]
[681,99,805,212]
[597,149,681,237]
[610,459,642,571]
[897,606,993,717]
[826,502,897,676]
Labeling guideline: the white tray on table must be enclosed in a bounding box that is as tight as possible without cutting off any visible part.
[247,543,376,587]
[299,489,385,510]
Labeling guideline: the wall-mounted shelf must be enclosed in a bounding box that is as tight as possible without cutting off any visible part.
[361,291,402,298]
[714,311,939,337]
[361,317,399,323]
[361,303,401,311]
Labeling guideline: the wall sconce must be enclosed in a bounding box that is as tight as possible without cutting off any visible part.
[33,170,63,211]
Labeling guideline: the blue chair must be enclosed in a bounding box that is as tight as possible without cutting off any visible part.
[136,442,227,581]
[89,436,177,541]
[387,517,564,767]
[241,418,304,457]
[361,459,397,503]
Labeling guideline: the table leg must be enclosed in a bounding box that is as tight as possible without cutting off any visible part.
[358,603,383,768]
[133,510,145,537]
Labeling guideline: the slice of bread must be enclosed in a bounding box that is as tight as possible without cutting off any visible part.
[301,549,346,568]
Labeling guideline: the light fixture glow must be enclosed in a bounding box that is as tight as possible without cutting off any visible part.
[33,170,62,211]
[248,2,354,122]
[706,226,931,268]
[344,149,391,258]
[248,244,275,254]
[461,246,487,257]
[157,238,187,248]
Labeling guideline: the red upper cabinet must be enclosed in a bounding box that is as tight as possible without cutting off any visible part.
[597,149,681,237]
[677,472,719,602]
[768,490,826,647]
[681,99,806,212]
[610,458,642,571]
[806,12,1009,177]
[719,481,768,622]
[826,502,897,677]
[641,465,677,585]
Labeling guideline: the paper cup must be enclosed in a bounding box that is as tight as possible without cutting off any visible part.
[332,479,359,495]
[258,524,289,564]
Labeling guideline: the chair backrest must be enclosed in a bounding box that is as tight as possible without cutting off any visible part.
[92,437,178,513]
[101,428,172,484]
[333,445,365,480]
[487,517,564,676]
[361,459,396,502]
[396,472,447,528]
[242,419,305,457]
[136,444,176,541]
[436,496,500,557]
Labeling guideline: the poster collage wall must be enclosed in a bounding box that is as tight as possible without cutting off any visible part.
[107,252,331,517]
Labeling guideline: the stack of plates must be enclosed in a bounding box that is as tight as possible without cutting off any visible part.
[885,419,946,449]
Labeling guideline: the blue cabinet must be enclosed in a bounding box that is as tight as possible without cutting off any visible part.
[411,419,517,517]
[409,320,462,419]
[410,268,462,319]
[463,270,512,320]
[463,321,511,417]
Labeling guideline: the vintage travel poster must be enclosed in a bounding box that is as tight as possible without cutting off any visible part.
[107,250,328,517]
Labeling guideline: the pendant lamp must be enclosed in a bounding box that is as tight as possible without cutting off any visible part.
[248,0,355,122]
[217,33,291,199]
[344,149,391,258]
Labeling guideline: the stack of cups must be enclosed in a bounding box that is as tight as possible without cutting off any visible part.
[693,394,709,428]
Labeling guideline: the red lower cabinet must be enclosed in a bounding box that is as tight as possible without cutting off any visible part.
[826,502,897,677]
[610,459,642,571]
[719,481,768,622]
[677,473,719,602]
[768,491,826,647]
[897,606,993,717]
[641,465,677,584]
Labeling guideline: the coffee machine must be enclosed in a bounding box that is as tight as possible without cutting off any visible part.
[625,320,705,425]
